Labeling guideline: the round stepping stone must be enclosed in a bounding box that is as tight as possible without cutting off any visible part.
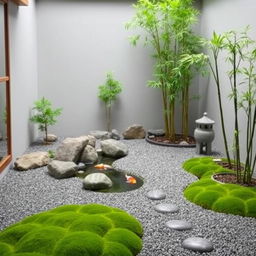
[154,203,179,213]
[166,220,192,231]
[146,190,166,200]
[182,237,214,252]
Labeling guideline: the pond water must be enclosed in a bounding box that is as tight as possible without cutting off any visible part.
[76,154,144,193]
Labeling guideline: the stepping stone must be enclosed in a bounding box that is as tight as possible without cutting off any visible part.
[182,237,214,252]
[166,220,192,231]
[154,203,179,213]
[146,190,166,200]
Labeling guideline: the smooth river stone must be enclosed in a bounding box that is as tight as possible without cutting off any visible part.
[154,203,179,213]
[166,220,192,231]
[182,237,214,252]
[146,190,166,200]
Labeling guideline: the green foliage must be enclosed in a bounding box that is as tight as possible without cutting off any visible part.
[0,204,143,256]
[212,197,246,216]
[126,0,205,139]
[98,73,122,106]
[207,28,256,183]
[47,150,55,159]
[183,157,256,217]
[30,97,62,143]
[98,72,122,131]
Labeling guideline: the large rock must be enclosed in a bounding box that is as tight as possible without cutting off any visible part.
[14,152,50,171]
[44,134,57,142]
[100,139,128,158]
[54,136,89,163]
[47,160,77,179]
[123,124,146,139]
[80,145,98,164]
[111,129,121,140]
[83,173,113,190]
[87,135,96,147]
[89,130,111,140]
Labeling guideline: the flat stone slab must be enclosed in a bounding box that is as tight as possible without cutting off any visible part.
[166,220,192,231]
[154,203,179,213]
[146,190,166,200]
[182,237,214,252]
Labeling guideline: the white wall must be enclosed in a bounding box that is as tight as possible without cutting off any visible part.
[199,0,256,160]
[36,0,165,136]
[8,0,38,158]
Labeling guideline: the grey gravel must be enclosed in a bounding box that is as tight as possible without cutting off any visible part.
[0,139,256,256]
[182,237,214,253]
[146,189,166,200]
[166,220,193,231]
[154,203,179,214]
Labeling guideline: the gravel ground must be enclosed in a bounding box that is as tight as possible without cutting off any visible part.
[0,139,256,256]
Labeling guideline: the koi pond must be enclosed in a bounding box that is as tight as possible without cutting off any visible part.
[76,154,144,193]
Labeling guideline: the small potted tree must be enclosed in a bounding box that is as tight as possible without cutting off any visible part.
[30,97,62,144]
[98,72,122,132]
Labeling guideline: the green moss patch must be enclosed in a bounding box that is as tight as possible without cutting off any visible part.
[0,204,143,256]
[183,157,256,217]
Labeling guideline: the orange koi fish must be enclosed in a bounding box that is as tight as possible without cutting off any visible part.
[125,174,137,184]
[94,163,112,170]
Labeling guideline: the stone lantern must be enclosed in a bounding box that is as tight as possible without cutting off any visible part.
[194,112,215,155]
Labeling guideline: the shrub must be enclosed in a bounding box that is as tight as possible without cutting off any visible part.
[0,204,143,256]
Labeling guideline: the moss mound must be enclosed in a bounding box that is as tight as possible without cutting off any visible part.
[0,204,143,256]
[183,157,256,217]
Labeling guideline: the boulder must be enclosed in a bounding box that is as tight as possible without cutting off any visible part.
[123,124,146,139]
[80,145,98,164]
[47,160,77,179]
[89,130,111,140]
[100,139,128,158]
[14,152,50,171]
[111,129,121,140]
[54,136,89,163]
[83,173,113,190]
[87,135,96,147]
[44,134,57,142]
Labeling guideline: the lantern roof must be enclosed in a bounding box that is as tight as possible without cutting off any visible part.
[196,112,215,125]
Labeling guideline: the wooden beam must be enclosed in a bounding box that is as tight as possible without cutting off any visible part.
[0,76,9,83]
[11,0,28,6]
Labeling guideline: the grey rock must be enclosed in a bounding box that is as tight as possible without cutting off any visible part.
[147,129,165,136]
[47,160,77,179]
[146,189,166,200]
[44,134,57,142]
[111,129,121,140]
[87,135,96,147]
[182,237,214,252]
[100,139,128,158]
[83,173,113,190]
[54,136,89,163]
[123,124,146,139]
[154,203,179,213]
[80,145,98,164]
[14,152,50,171]
[89,130,111,140]
[166,220,193,231]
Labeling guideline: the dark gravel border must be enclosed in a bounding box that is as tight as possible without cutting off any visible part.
[0,139,256,256]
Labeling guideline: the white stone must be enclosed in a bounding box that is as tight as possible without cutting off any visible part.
[14,152,50,171]
[146,189,166,200]
[154,203,179,213]
[182,237,214,252]
[47,160,77,179]
[100,139,128,158]
[54,136,89,163]
[166,220,192,231]
[83,173,113,190]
